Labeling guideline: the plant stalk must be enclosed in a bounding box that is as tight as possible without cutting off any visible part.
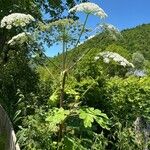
[58,70,67,141]
[67,14,89,68]
[74,14,89,48]
[58,26,68,141]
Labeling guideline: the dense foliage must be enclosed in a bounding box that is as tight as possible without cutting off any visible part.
[0,1,150,150]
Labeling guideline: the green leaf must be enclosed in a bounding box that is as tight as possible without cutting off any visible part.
[48,90,60,106]
[79,109,94,128]
[46,108,70,124]
[45,108,70,132]
[78,107,109,129]
[64,136,87,150]
[95,117,110,130]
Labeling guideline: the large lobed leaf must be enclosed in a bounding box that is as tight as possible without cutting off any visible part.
[78,107,110,129]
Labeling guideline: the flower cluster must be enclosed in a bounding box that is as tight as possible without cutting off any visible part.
[38,19,75,32]
[8,32,31,45]
[100,24,119,33]
[1,13,35,29]
[69,2,107,18]
[99,23,122,39]
[95,51,134,67]
[50,19,74,27]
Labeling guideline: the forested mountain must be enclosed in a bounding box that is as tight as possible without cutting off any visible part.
[73,23,150,59]
[51,23,150,78]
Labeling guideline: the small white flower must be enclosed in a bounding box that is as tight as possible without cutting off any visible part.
[1,22,6,28]
[94,9,108,18]
[20,22,26,27]
[94,56,100,61]
[6,25,12,29]
[69,2,107,18]
[104,58,110,63]
[113,56,119,61]
[120,61,127,67]
[0,13,35,29]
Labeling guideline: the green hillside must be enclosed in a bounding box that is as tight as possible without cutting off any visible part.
[121,24,150,59]
[75,23,150,59]
[51,23,150,70]
[50,23,150,78]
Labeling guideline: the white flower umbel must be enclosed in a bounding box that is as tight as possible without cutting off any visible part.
[100,23,122,39]
[95,51,134,67]
[69,2,107,18]
[1,13,35,29]
[100,24,119,32]
[8,32,31,45]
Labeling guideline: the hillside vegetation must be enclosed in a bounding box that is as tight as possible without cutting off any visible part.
[32,23,150,149]
[73,23,150,59]
[1,1,150,149]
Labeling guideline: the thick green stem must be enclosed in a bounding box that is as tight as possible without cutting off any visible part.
[59,70,67,108]
[62,26,67,71]
[58,26,68,141]
[74,14,89,48]
[58,70,67,141]
[62,41,66,71]
[67,14,89,69]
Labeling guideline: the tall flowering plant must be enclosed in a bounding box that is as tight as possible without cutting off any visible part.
[0,2,134,149]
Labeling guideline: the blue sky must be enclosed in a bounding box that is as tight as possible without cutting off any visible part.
[45,0,150,56]
[92,0,150,30]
